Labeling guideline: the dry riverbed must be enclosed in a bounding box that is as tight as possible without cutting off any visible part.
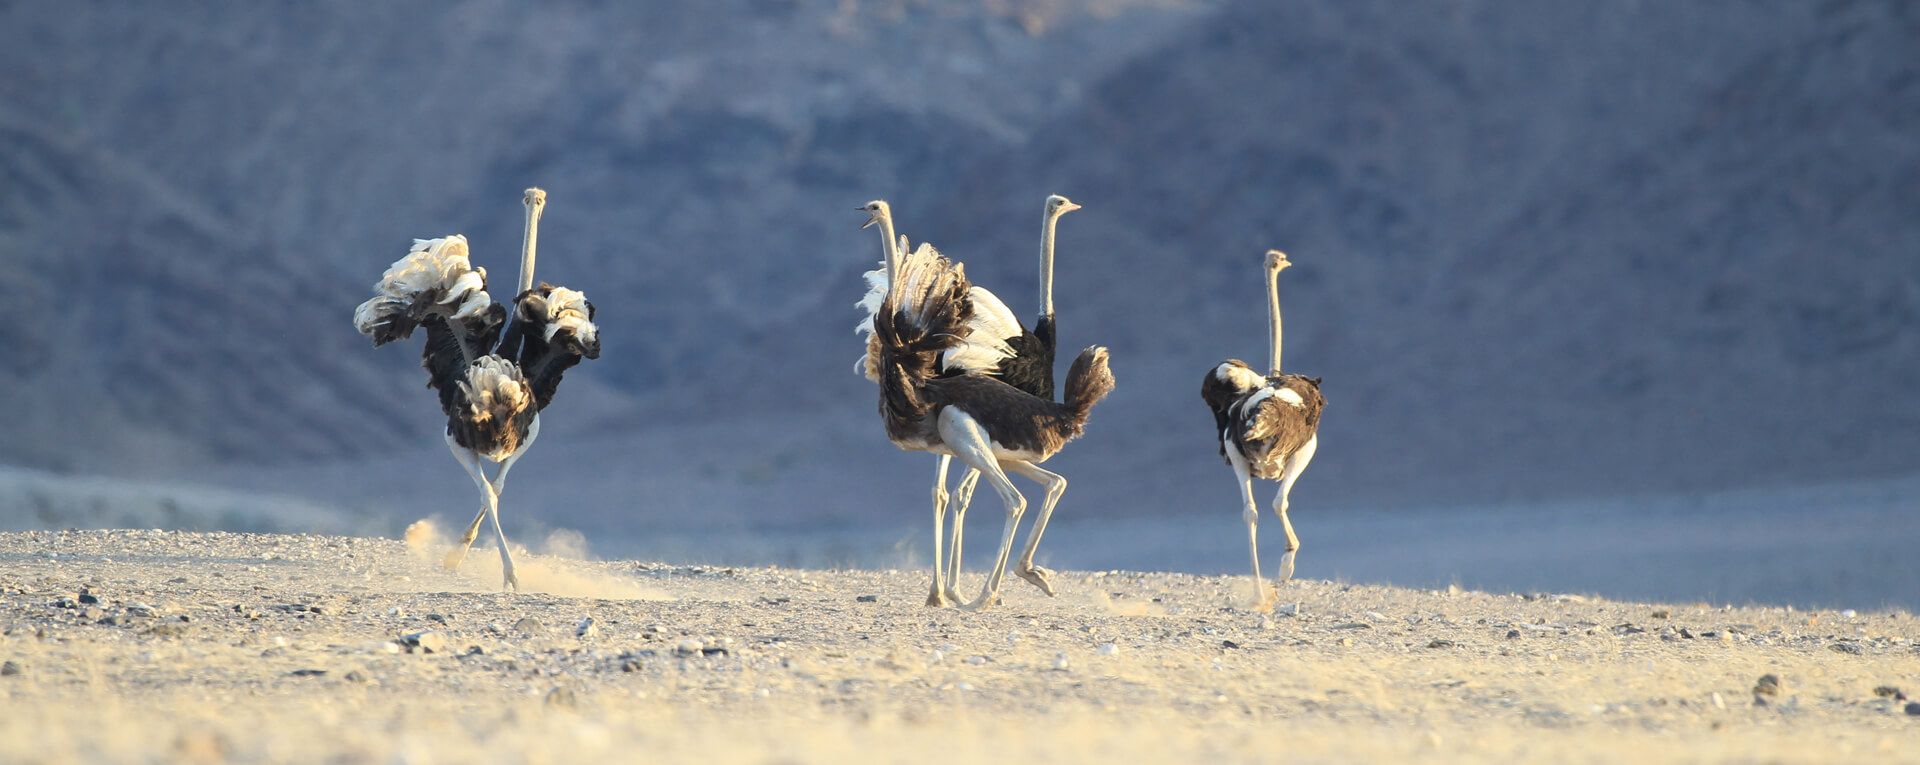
[0,529,1914,763]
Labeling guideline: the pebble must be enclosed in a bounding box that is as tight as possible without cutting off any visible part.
[675,639,704,657]
[126,604,158,618]
[1651,609,1670,619]
[288,668,328,677]
[343,670,368,683]
[1829,642,1865,655]
[1841,609,1858,618]
[1873,686,1906,701]
[1505,629,1522,640]
[1222,640,1242,649]
[855,595,878,603]
[1906,702,1920,717]
[1427,639,1455,649]
[576,617,599,639]
[512,617,545,635]
[965,655,989,665]
[0,661,19,676]
[1274,603,1299,617]
[1753,674,1782,701]
[1052,652,1070,671]
[401,631,449,654]
[545,687,578,708]
[1096,643,1119,656]
[1710,692,1726,710]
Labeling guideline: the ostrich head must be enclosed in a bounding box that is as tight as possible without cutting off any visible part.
[858,200,890,230]
[521,285,600,360]
[523,187,547,209]
[1046,194,1082,216]
[1265,249,1292,272]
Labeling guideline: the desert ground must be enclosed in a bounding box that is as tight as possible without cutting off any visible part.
[0,528,1914,764]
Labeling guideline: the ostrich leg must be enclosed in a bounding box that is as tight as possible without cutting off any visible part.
[928,457,953,607]
[943,468,981,602]
[936,409,1027,611]
[444,418,541,570]
[1226,441,1272,609]
[1004,461,1066,597]
[446,435,520,591]
[1271,435,1317,583]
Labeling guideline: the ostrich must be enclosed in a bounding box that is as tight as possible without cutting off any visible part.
[865,209,1115,610]
[1201,250,1325,609]
[352,188,601,591]
[854,196,1083,606]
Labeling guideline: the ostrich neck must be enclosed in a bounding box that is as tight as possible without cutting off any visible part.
[878,211,915,309]
[518,204,544,295]
[878,211,901,288]
[1040,212,1059,317]
[1266,267,1283,377]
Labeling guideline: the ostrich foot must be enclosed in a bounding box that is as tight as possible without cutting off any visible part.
[1276,551,1297,583]
[926,583,953,608]
[441,548,468,571]
[1014,564,1057,597]
[1249,580,1278,611]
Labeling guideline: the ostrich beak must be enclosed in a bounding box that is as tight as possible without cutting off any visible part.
[1061,201,1082,213]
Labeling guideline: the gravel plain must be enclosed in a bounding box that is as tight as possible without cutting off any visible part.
[0,528,1915,764]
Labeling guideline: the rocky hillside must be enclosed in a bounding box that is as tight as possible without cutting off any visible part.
[0,1,1914,515]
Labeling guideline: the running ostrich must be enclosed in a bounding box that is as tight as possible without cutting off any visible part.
[352,188,601,591]
[1201,250,1325,609]
[864,207,1115,610]
[854,196,1083,606]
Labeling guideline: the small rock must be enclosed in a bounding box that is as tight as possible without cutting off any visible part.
[425,613,450,624]
[1678,627,1695,639]
[77,591,100,605]
[0,661,20,676]
[1754,674,1782,697]
[1651,609,1670,619]
[1274,603,1300,617]
[1222,640,1241,649]
[1872,686,1905,701]
[545,687,578,708]
[965,655,989,665]
[512,617,545,635]
[675,639,704,657]
[1505,629,1522,639]
[126,604,158,618]
[1427,639,1455,649]
[1051,652,1070,671]
[1905,702,1920,717]
[855,595,879,603]
[1096,643,1119,656]
[288,668,328,677]
[1829,642,1865,655]
[401,631,448,654]
[463,645,486,657]
[1841,609,1858,619]
[576,617,598,639]
[343,670,368,683]
[1711,692,1726,710]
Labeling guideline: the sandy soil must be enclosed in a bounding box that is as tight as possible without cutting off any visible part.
[0,529,1914,764]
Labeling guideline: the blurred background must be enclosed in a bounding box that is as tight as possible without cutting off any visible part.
[2,1,1915,609]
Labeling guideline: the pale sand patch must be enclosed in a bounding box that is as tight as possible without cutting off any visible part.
[403,518,672,601]
[0,530,1913,764]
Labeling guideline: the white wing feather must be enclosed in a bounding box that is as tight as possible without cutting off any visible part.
[353,235,494,337]
[853,240,1021,381]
